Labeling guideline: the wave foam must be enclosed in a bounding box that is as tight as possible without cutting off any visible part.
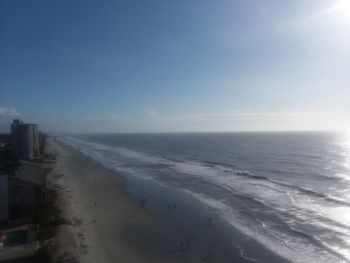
[58,136,349,262]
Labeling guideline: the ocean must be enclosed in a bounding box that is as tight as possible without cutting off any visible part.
[59,131,350,262]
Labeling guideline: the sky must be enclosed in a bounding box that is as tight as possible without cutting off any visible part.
[0,0,350,133]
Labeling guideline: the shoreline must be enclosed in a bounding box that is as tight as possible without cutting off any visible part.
[46,137,158,263]
[47,137,289,263]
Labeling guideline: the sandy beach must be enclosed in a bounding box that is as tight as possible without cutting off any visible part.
[46,138,166,263]
[46,137,288,263]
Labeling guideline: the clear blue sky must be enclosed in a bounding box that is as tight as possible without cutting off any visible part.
[1,0,349,133]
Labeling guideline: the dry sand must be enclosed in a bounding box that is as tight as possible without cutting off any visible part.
[44,137,288,263]
[46,138,179,263]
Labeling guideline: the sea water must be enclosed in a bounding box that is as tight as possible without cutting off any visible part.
[59,131,350,262]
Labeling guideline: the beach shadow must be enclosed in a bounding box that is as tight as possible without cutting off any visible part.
[72,217,82,226]
[128,211,137,219]
[80,243,89,256]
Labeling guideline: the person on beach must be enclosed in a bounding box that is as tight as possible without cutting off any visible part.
[202,250,210,261]
[180,242,184,252]
[206,250,210,261]
[128,211,136,218]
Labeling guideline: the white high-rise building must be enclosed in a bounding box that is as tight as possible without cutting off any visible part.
[11,119,40,160]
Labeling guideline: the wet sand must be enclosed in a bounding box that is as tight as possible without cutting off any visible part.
[48,138,161,263]
[48,137,288,263]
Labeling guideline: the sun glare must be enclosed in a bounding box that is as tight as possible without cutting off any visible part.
[333,0,350,18]
[343,130,350,170]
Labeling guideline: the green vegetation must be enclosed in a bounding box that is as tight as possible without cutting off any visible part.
[33,188,62,241]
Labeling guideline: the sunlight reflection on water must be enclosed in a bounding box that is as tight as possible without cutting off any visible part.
[341,131,350,169]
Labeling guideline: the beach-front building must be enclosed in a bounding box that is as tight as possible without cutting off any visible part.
[0,175,9,226]
[0,163,45,226]
[11,120,40,160]
[0,224,39,262]
[9,162,45,224]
